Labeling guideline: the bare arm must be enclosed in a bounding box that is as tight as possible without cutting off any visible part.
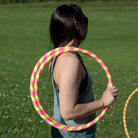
[54,53,118,121]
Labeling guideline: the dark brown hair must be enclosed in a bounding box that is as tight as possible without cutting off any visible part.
[49,3,88,48]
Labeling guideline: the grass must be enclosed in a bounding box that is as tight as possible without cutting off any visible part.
[0,1,138,138]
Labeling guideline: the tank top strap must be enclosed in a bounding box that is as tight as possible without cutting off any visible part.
[51,57,59,91]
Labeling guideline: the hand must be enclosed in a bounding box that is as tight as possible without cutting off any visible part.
[100,84,118,107]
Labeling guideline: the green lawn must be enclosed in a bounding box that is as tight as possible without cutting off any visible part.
[0,1,138,138]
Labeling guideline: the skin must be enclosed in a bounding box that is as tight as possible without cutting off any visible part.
[52,39,118,121]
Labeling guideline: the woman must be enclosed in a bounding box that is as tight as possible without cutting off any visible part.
[49,3,118,138]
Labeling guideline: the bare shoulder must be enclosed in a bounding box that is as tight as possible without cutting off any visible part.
[53,52,81,84]
[59,52,78,60]
[56,52,80,67]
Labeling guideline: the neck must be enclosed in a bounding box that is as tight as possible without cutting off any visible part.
[65,39,78,47]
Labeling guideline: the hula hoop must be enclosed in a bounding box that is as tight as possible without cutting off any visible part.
[123,88,138,138]
[30,46,113,131]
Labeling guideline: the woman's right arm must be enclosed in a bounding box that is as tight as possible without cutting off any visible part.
[54,53,118,121]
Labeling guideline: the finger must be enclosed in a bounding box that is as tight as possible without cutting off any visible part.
[106,84,111,90]
[113,92,118,97]
[112,87,118,92]
[114,88,118,93]
[107,84,111,88]
[111,86,117,89]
